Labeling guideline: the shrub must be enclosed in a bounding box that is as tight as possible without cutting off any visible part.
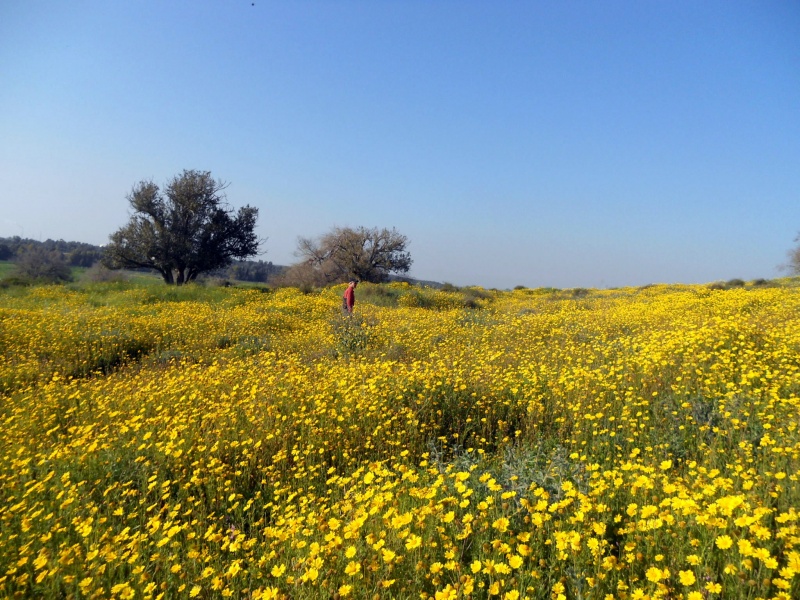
[81,263,128,283]
[0,275,31,289]
[462,287,492,307]
[398,289,436,309]
[12,246,73,283]
[356,283,405,308]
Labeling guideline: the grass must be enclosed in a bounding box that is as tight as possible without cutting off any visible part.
[0,261,15,280]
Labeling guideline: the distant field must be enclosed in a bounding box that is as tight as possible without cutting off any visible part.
[0,280,798,599]
[0,261,14,279]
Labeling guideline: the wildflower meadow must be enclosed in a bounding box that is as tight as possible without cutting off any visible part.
[0,281,798,600]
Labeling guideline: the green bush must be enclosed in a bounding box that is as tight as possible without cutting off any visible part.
[12,246,73,283]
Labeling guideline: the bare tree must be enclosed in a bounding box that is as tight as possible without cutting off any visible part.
[294,226,412,284]
[786,234,800,275]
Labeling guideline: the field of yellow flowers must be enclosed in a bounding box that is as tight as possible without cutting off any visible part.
[0,280,798,600]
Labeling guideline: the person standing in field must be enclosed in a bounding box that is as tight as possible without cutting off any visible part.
[342,279,357,315]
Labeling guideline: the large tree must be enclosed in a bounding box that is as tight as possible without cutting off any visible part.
[295,226,412,284]
[104,170,261,284]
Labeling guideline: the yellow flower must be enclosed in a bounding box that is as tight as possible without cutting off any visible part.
[406,534,422,550]
[679,570,696,586]
[737,539,754,556]
[435,585,458,600]
[508,554,524,569]
[270,564,285,577]
[772,578,790,590]
[227,561,242,577]
[382,548,396,563]
[345,560,361,576]
[345,546,357,558]
[641,505,658,518]
[715,535,733,550]
[646,566,664,583]
[462,575,475,595]
[659,460,672,470]
[788,551,800,572]
[261,588,280,600]
[705,582,722,594]
[111,583,135,600]
[470,559,482,573]
[189,585,201,597]
[338,584,352,597]
[492,517,510,533]
[752,547,771,561]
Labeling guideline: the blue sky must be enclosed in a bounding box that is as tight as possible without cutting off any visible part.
[1,1,798,289]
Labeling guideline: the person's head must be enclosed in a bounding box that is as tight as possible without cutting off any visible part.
[349,279,357,287]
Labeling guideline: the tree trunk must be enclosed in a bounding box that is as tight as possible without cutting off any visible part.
[160,269,175,284]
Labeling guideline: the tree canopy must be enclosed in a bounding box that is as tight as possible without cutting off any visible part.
[104,170,261,284]
[294,226,412,284]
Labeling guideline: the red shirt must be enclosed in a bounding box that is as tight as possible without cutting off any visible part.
[343,286,355,310]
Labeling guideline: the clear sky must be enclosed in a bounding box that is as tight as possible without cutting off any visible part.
[1,1,798,289]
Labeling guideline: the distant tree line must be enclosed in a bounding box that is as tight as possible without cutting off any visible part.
[218,260,286,283]
[0,237,105,267]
